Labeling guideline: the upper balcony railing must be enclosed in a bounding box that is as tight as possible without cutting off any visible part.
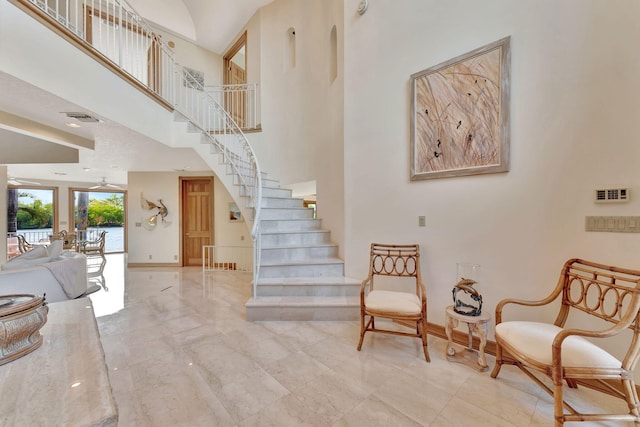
[205,84,260,131]
[14,0,263,290]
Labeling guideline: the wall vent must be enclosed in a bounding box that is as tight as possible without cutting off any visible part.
[63,112,100,122]
[594,188,629,203]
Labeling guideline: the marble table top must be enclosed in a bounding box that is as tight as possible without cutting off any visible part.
[0,297,118,426]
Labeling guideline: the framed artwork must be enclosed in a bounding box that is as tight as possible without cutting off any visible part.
[183,67,204,90]
[228,202,243,222]
[410,37,511,180]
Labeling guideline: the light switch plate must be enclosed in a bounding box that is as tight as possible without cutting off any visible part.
[585,216,640,233]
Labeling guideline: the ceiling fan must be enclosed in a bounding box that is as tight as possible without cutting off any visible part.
[7,176,41,186]
[89,177,123,190]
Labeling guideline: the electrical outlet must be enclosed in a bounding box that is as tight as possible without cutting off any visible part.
[174,255,178,260]
[418,216,426,227]
[148,254,152,260]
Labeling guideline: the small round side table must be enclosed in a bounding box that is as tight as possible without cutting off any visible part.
[445,305,491,372]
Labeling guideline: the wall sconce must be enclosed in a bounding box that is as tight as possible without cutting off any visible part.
[141,193,170,231]
[357,0,368,15]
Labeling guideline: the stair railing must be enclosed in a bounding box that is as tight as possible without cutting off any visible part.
[16,0,263,294]
[205,83,260,131]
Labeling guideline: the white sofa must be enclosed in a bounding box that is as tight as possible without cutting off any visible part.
[0,241,98,303]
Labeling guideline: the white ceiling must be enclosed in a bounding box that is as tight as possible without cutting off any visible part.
[1,1,274,186]
[127,0,274,54]
[0,72,210,186]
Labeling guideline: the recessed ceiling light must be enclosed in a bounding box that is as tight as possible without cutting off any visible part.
[83,168,91,172]
[54,172,67,176]
[65,122,82,128]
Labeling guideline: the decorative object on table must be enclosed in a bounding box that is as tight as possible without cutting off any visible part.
[141,193,170,230]
[445,305,491,371]
[452,262,482,316]
[0,294,48,365]
[410,36,511,180]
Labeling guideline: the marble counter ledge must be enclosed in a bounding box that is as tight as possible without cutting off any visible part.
[0,298,118,427]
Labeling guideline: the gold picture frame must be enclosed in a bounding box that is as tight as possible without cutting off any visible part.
[410,37,511,180]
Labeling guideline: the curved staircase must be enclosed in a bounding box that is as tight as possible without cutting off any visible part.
[176,114,359,321]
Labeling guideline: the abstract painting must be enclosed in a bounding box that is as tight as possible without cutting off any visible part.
[410,37,510,180]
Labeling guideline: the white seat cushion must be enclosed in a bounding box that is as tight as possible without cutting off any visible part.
[496,321,621,369]
[365,290,422,316]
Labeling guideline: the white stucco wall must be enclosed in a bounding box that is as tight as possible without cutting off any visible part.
[341,0,640,332]
[127,171,248,264]
[241,0,640,365]
[240,0,345,254]
[246,0,333,188]
[152,27,223,88]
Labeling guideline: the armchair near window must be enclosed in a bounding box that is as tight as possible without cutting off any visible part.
[357,243,430,362]
[79,231,106,261]
[50,230,76,250]
[491,258,640,426]
[16,234,33,253]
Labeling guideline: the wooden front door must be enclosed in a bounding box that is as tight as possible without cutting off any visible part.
[181,177,214,266]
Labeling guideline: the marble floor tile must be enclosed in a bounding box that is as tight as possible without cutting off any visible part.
[262,350,333,393]
[86,254,637,426]
[335,395,423,427]
[238,393,334,427]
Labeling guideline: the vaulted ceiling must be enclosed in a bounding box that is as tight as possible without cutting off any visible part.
[127,0,274,54]
[2,0,275,185]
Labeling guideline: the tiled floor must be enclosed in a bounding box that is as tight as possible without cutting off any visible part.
[90,254,632,426]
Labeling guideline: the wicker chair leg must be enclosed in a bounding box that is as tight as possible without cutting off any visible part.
[553,384,564,426]
[490,344,503,378]
[420,320,430,362]
[623,379,640,421]
[357,314,366,351]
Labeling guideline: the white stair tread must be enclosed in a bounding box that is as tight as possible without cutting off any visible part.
[245,296,359,307]
[260,230,328,235]
[261,243,338,250]
[256,276,361,285]
[260,257,344,267]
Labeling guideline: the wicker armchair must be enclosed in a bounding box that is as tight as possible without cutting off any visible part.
[491,258,640,426]
[50,230,76,250]
[357,243,430,362]
[16,234,33,253]
[79,231,106,261]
